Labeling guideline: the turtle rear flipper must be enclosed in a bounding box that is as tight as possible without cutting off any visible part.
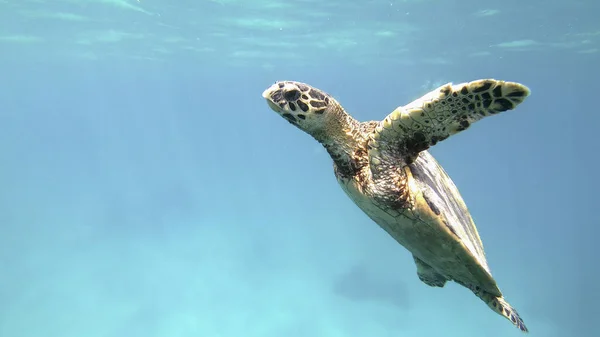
[413,255,448,287]
[484,294,529,333]
[458,280,529,333]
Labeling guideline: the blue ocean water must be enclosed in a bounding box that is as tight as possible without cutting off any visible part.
[0,0,598,336]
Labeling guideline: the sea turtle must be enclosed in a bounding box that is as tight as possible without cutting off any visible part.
[262,79,531,332]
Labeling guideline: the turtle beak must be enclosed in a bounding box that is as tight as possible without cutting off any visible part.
[262,84,282,113]
[262,87,271,99]
[265,99,282,114]
[262,83,278,99]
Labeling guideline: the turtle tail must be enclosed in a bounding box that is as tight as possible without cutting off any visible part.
[479,292,529,333]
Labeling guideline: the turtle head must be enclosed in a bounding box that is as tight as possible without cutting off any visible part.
[263,81,362,175]
[262,81,337,138]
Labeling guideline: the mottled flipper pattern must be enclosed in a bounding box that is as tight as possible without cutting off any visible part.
[368,79,530,162]
[413,255,448,287]
[457,280,529,333]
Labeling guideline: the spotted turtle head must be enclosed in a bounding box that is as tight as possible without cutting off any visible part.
[262,81,335,136]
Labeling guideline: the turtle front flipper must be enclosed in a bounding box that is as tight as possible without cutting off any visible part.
[367,79,530,164]
[413,255,448,287]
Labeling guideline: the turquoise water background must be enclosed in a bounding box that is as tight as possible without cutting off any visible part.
[1,1,598,336]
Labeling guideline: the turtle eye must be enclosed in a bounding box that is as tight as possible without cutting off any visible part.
[283,89,301,101]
